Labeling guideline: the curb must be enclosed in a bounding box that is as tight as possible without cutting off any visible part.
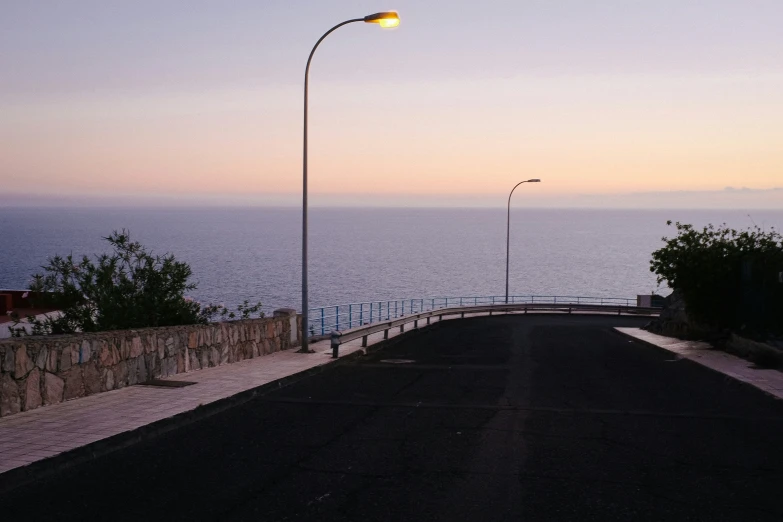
[0,348,365,496]
[613,327,783,402]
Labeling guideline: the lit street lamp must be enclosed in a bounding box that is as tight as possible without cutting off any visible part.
[505,179,541,304]
[300,12,400,353]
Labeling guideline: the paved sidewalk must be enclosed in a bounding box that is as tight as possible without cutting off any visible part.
[616,327,783,400]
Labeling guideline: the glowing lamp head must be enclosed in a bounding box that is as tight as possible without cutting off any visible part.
[364,11,400,28]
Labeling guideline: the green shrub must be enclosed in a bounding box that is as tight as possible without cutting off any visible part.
[9,230,262,336]
[650,222,783,333]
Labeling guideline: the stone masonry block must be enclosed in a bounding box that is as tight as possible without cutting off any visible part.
[59,345,72,372]
[14,344,33,378]
[2,346,13,373]
[35,346,49,370]
[104,368,115,391]
[22,367,42,411]
[130,337,143,358]
[43,371,64,405]
[0,373,21,416]
[62,367,85,401]
[83,362,102,395]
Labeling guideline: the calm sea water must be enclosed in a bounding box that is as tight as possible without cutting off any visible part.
[1,207,780,313]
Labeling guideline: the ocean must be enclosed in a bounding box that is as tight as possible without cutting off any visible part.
[1,207,780,314]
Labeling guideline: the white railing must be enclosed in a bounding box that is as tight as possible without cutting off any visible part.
[309,295,654,336]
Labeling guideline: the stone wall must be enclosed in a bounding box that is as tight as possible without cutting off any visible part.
[0,311,302,418]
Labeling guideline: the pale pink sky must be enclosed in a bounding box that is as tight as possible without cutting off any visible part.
[1,1,782,207]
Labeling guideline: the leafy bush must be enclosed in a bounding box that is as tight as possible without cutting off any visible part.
[650,221,783,333]
[9,230,263,336]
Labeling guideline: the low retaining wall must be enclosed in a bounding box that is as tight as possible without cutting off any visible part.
[0,310,302,418]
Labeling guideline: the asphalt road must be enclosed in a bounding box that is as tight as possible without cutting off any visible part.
[3,315,783,521]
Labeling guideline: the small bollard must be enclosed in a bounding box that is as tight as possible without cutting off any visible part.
[331,331,340,359]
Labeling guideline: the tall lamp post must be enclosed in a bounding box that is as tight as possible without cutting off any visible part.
[300,11,400,353]
[505,179,541,304]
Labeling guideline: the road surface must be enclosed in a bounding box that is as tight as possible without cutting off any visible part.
[2,315,783,521]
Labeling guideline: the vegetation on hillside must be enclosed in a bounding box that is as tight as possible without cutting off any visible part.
[8,230,263,336]
[650,221,783,335]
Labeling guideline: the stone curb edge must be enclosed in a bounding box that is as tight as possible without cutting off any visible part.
[0,347,366,496]
[612,327,783,402]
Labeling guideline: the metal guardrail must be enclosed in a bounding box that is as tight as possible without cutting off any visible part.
[328,302,662,358]
[309,295,643,336]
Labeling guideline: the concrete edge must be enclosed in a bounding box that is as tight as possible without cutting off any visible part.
[0,348,365,496]
[612,327,783,402]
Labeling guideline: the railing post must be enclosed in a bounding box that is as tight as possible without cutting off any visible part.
[321,308,325,335]
[336,305,340,331]
[431,298,434,311]
[384,328,389,340]
[331,332,340,359]
[360,303,363,326]
[349,304,352,328]
[427,316,430,325]
[414,319,418,329]
[362,334,368,347]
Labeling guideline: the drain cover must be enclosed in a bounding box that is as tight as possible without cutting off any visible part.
[379,359,416,364]
[139,379,197,388]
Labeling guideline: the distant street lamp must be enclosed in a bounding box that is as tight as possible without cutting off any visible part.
[505,179,541,304]
[300,12,400,353]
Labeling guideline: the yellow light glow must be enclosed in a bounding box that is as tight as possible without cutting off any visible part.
[379,17,399,28]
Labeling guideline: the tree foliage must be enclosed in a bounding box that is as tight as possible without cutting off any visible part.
[650,221,783,333]
[9,230,263,336]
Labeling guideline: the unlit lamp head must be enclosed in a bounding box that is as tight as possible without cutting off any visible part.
[528,179,541,182]
[364,11,400,28]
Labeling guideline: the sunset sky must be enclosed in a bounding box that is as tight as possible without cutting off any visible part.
[2,1,782,208]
